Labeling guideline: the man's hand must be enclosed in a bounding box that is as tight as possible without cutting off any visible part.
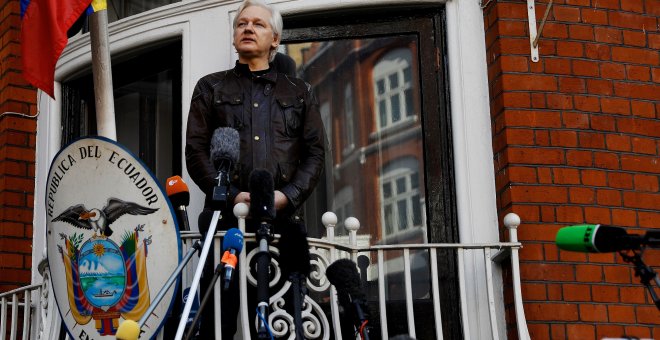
[234,192,251,205]
[274,190,288,211]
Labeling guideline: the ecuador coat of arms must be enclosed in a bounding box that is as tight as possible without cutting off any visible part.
[46,137,181,339]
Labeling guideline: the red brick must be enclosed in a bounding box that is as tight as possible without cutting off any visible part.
[1,191,26,206]
[505,110,562,127]
[502,74,558,91]
[520,243,545,261]
[563,111,590,128]
[508,166,538,183]
[585,43,611,60]
[563,283,591,302]
[550,130,578,147]
[496,2,528,19]
[597,189,622,206]
[621,0,645,12]
[572,60,600,77]
[546,93,573,109]
[592,115,616,131]
[607,172,633,189]
[528,324,550,339]
[631,136,657,154]
[567,324,595,339]
[582,169,607,186]
[553,168,581,184]
[559,77,586,93]
[505,128,535,145]
[579,132,606,148]
[608,305,636,323]
[550,324,566,339]
[601,97,631,115]
[594,27,623,44]
[557,41,584,57]
[581,8,609,25]
[501,55,529,72]
[630,100,655,118]
[568,25,593,40]
[545,58,572,75]
[497,20,527,37]
[605,134,632,151]
[0,253,23,268]
[623,191,660,209]
[600,62,626,79]
[537,165,552,182]
[612,46,659,65]
[510,185,568,203]
[637,306,660,325]
[622,155,660,173]
[556,205,584,222]
[596,325,626,340]
[0,238,31,253]
[622,326,652,338]
[611,208,638,227]
[574,95,601,112]
[526,303,579,321]
[647,0,660,16]
[592,284,619,301]
[621,286,648,305]
[650,33,660,50]
[609,11,657,31]
[566,150,593,166]
[531,93,547,108]
[502,92,531,108]
[626,65,651,82]
[593,0,620,9]
[623,30,648,47]
[522,282,547,301]
[614,82,660,101]
[569,187,595,204]
[579,302,607,322]
[543,23,569,39]
[594,152,620,169]
[617,117,660,137]
[634,174,659,192]
[0,222,26,237]
[499,37,533,54]
[553,6,581,22]
[508,147,565,166]
[586,79,613,95]
[584,206,612,224]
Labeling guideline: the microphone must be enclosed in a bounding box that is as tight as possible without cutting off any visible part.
[166,175,191,231]
[115,319,140,340]
[279,221,311,278]
[221,228,244,290]
[248,169,276,222]
[555,224,659,253]
[210,127,240,208]
[326,259,371,340]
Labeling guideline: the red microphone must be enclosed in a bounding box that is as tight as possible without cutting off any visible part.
[166,175,191,231]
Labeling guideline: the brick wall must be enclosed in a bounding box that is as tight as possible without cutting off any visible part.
[0,0,38,292]
[485,0,659,338]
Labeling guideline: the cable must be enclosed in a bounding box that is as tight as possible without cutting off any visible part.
[255,306,274,340]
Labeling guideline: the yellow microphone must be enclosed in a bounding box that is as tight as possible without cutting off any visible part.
[115,319,140,340]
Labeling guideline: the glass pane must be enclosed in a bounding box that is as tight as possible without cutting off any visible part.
[412,194,422,226]
[107,0,180,22]
[411,172,419,190]
[283,35,424,245]
[397,199,408,230]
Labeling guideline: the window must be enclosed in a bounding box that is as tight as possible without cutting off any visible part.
[333,186,354,234]
[61,41,182,186]
[380,158,424,237]
[374,48,416,130]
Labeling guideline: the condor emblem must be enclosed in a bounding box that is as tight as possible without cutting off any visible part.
[46,137,181,339]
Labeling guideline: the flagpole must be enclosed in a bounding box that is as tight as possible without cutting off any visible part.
[89,8,117,140]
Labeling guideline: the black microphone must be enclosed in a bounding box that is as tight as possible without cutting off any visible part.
[248,169,276,222]
[166,175,191,231]
[221,228,244,290]
[326,259,371,340]
[556,225,660,253]
[279,221,311,278]
[210,127,240,208]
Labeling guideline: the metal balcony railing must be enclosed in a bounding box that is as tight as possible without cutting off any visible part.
[1,212,529,340]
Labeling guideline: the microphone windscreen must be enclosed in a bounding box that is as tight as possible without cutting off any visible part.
[166,175,190,206]
[249,169,275,221]
[326,259,364,300]
[223,228,244,253]
[115,319,140,340]
[279,221,311,276]
[210,127,240,167]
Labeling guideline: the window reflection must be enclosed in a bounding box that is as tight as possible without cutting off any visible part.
[285,35,425,246]
[107,0,179,22]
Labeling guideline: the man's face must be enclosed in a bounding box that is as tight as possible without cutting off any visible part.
[233,5,278,61]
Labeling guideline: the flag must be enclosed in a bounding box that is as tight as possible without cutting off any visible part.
[20,0,93,98]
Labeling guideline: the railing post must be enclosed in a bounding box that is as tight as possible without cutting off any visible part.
[504,213,530,340]
[321,212,342,340]
[345,217,360,261]
[234,203,251,339]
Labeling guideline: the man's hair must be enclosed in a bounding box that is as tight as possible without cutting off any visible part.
[233,0,283,62]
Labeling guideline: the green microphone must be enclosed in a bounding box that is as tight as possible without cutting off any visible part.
[555,224,643,253]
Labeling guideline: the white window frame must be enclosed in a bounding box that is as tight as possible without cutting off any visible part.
[373,48,415,131]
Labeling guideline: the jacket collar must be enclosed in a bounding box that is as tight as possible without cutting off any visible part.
[234,61,277,83]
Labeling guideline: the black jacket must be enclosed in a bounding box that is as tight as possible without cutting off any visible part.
[186,62,326,219]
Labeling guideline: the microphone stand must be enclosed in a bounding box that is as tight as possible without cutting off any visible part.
[184,262,225,340]
[139,240,202,328]
[289,272,306,340]
[619,250,660,311]
[256,222,273,339]
[175,167,232,340]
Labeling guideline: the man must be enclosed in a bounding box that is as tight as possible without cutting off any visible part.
[185,0,326,337]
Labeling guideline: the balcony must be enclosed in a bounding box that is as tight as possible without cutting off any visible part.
[1,212,529,340]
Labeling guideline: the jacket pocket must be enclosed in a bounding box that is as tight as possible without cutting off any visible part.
[276,96,304,137]
[213,89,244,129]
